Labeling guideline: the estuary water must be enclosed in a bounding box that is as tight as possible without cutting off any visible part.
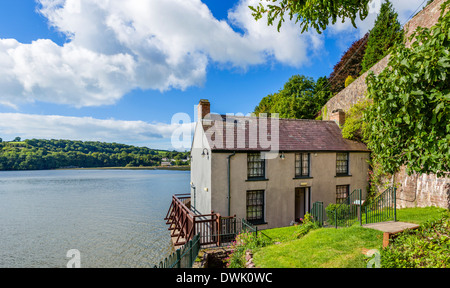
[0,169,189,268]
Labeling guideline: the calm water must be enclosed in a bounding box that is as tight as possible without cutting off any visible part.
[0,169,189,268]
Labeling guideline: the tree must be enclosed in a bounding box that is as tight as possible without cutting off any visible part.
[364,0,450,177]
[361,0,403,73]
[249,0,371,34]
[13,137,21,142]
[0,138,190,170]
[328,33,369,95]
[254,75,331,119]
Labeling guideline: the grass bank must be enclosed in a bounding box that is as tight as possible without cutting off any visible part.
[253,206,447,268]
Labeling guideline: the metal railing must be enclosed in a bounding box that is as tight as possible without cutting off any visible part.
[332,189,363,228]
[311,201,324,226]
[154,233,201,268]
[364,187,397,224]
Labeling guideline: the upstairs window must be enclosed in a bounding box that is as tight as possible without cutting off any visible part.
[295,153,310,177]
[247,152,265,179]
[336,153,349,175]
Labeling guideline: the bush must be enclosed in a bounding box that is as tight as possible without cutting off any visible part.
[225,232,272,268]
[325,203,355,226]
[344,75,355,87]
[381,212,450,268]
[341,99,370,142]
[294,213,320,238]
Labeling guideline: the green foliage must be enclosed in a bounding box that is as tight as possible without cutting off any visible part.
[325,203,356,227]
[341,99,370,142]
[225,232,272,268]
[249,0,370,34]
[294,213,319,238]
[361,0,403,73]
[254,75,332,119]
[344,75,355,87]
[381,212,450,268]
[0,139,190,171]
[364,1,450,177]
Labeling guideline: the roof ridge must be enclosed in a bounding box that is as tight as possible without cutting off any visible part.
[215,114,336,123]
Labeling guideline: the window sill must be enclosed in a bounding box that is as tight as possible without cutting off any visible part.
[248,220,268,226]
[293,176,313,180]
[246,178,269,182]
[335,174,352,178]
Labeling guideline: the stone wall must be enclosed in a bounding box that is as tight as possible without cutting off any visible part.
[379,166,450,209]
[321,0,450,209]
[323,54,389,116]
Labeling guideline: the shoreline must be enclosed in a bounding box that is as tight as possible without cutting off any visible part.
[0,166,191,172]
[67,166,190,171]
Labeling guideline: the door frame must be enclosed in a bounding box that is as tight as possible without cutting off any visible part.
[295,187,311,221]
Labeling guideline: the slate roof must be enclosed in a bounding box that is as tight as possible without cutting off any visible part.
[202,114,368,152]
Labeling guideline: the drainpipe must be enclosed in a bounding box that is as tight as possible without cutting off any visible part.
[227,151,236,216]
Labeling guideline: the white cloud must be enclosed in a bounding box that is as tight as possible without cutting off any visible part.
[0,0,323,108]
[0,113,194,150]
[228,0,324,66]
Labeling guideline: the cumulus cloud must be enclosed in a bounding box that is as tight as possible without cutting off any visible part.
[0,0,323,108]
[0,113,195,150]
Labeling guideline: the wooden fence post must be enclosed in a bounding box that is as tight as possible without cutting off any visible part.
[216,213,221,246]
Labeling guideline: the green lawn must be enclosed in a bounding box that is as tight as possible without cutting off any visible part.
[253,206,448,268]
[395,206,447,224]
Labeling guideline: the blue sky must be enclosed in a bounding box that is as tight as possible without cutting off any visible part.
[0,0,427,150]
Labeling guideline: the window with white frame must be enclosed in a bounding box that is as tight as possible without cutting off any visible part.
[295,153,310,177]
[247,152,265,179]
[336,152,349,175]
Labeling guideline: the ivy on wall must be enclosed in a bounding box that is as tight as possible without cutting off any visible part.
[363,0,450,177]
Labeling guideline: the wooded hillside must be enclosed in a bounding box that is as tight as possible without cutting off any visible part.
[0,139,189,170]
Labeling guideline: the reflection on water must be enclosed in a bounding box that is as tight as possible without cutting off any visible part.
[0,169,188,268]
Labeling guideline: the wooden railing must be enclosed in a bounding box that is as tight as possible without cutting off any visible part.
[165,194,195,246]
[165,194,246,247]
[165,194,272,248]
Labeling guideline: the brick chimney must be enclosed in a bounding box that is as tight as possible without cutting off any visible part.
[330,109,346,127]
[198,99,210,122]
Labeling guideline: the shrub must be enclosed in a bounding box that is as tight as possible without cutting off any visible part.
[344,75,355,87]
[341,99,370,142]
[380,212,450,268]
[325,203,355,226]
[294,213,320,238]
[225,232,272,268]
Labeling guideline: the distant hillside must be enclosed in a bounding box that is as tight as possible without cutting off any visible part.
[0,139,190,171]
